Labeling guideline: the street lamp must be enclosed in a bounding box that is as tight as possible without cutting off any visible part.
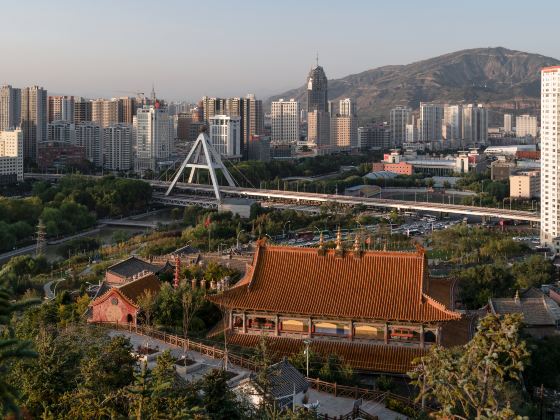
[303,339,312,378]
[283,221,292,239]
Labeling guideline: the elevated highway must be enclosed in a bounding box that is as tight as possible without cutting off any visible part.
[25,173,540,222]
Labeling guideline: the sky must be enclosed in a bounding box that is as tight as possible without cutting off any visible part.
[1,0,559,102]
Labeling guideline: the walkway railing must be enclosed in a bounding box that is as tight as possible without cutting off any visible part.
[93,321,430,414]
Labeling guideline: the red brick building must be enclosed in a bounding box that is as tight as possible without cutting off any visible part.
[89,273,161,324]
[209,235,471,374]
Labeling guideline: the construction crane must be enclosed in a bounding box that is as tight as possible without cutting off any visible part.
[114,90,145,102]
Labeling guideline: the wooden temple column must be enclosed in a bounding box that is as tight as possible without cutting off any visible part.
[228,310,233,330]
[384,323,389,344]
[308,317,313,338]
[349,321,354,341]
[275,315,280,336]
[242,313,247,333]
[436,326,441,345]
[419,324,425,349]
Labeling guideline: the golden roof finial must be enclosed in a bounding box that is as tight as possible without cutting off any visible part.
[318,231,325,249]
[353,233,360,252]
[335,226,343,251]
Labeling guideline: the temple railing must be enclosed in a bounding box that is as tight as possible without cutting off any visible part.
[92,321,433,414]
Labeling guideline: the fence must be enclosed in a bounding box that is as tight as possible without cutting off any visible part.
[94,321,429,414]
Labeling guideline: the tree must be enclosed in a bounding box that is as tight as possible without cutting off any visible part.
[137,289,157,326]
[181,284,204,339]
[201,369,243,419]
[457,264,515,309]
[0,287,39,416]
[512,255,557,290]
[410,314,529,419]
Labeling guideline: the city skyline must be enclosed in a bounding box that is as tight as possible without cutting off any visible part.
[2,0,560,101]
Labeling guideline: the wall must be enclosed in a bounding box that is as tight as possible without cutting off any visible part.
[90,290,137,324]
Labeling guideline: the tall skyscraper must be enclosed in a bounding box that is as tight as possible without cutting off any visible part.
[92,99,119,128]
[503,114,513,134]
[442,105,462,142]
[462,104,488,145]
[240,94,264,157]
[389,106,410,146]
[20,86,48,161]
[117,97,136,124]
[75,122,102,167]
[307,63,328,113]
[0,85,21,131]
[135,105,173,172]
[271,99,300,143]
[103,124,132,171]
[202,97,226,122]
[209,115,241,157]
[420,102,444,142]
[48,96,75,123]
[74,98,92,124]
[540,67,560,250]
[516,114,538,137]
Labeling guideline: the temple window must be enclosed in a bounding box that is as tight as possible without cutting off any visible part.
[247,316,276,331]
[280,319,309,333]
[233,315,243,329]
[312,321,350,336]
[354,324,384,340]
[389,326,420,342]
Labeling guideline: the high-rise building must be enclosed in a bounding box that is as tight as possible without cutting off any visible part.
[20,86,48,161]
[118,97,136,124]
[462,104,488,144]
[358,124,390,151]
[48,121,75,143]
[420,102,444,142]
[135,105,173,172]
[331,98,357,150]
[389,106,410,146]
[48,96,74,123]
[516,114,538,137]
[271,99,300,143]
[209,115,241,158]
[240,94,264,157]
[92,99,119,128]
[191,103,204,122]
[202,97,226,122]
[307,64,328,113]
[248,135,271,162]
[75,122,102,167]
[540,67,560,250]
[0,85,21,131]
[0,128,23,182]
[442,105,462,142]
[504,114,513,134]
[103,124,132,171]
[176,113,192,141]
[307,110,330,148]
[74,98,92,124]
[405,124,418,143]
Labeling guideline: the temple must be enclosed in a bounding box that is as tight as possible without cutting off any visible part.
[209,234,471,374]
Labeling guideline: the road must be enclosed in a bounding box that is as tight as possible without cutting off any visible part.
[43,278,64,300]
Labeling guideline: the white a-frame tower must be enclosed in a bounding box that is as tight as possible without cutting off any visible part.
[165,128,236,202]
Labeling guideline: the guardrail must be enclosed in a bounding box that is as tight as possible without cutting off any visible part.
[94,321,431,414]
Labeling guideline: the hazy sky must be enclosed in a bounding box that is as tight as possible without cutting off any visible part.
[1,0,559,101]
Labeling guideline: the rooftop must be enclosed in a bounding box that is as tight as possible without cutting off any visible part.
[489,292,560,326]
[106,256,162,279]
[209,242,460,323]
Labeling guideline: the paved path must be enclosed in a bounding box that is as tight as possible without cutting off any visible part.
[108,330,401,419]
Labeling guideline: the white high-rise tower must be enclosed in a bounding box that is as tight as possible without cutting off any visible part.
[540,66,560,251]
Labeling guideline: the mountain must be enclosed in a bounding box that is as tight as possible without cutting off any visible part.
[268,47,559,121]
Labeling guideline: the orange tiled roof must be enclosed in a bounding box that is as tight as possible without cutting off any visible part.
[90,273,161,309]
[209,243,460,323]
[227,333,425,374]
